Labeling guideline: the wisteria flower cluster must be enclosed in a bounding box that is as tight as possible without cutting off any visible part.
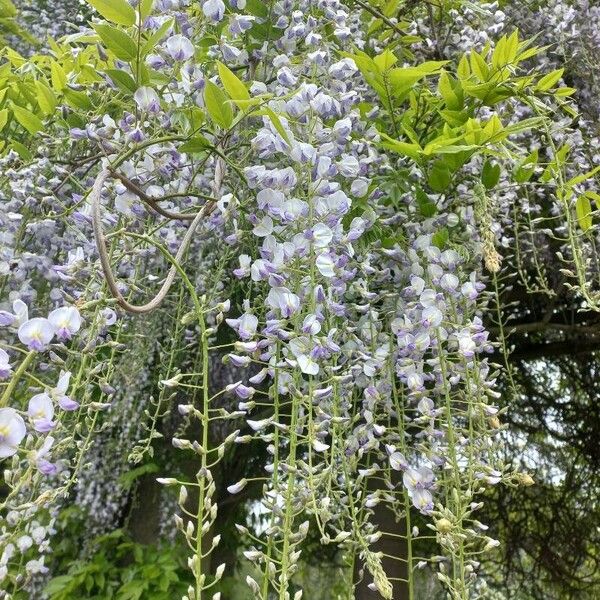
[0,0,598,599]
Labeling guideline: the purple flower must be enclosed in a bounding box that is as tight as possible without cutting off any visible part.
[0,349,12,379]
[0,311,16,326]
[34,435,57,475]
[53,371,79,411]
[28,393,55,432]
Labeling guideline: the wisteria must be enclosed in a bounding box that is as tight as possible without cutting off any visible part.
[0,0,599,599]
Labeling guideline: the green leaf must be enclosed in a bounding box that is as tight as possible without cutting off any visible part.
[106,69,138,93]
[118,463,159,490]
[139,0,154,19]
[576,194,593,232]
[87,0,136,26]
[583,190,600,210]
[503,116,545,136]
[93,23,138,61]
[482,160,501,190]
[514,150,538,183]
[0,108,8,131]
[566,165,600,188]
[141,18,173,57]
[12,104,43,134]
[432,227,449,248]
[388,61,447,99]
[427,161,452,192]
[416,188,437,217]
[0,0,17,18]
[204,81,233,129]
[10,140,32,160]
[373,49,398,71]
[35,81,57,115]
[217,61,250,105]
[63,88,93,111]
[179,135,212,154]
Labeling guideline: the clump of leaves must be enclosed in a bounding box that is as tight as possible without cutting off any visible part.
[44,509,192,600]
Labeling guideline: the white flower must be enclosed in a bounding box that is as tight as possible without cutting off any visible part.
[312,439,329,452]
[302,314,321,335]
[312,223,333,248]
[226,478,248,494]
[316,254,335,278]
[13,299,29,326]
[297,354,319,376]
[165,34,194,61]
[48,306,81,341]
[238,313,258,339]
[202,0,225,22]
[134,86,161,113]
[0,408,26,458]
[253,215,274,237]
[246,418,271,432]
[16,536,33,553]
[266,287,300,317]
[18,318,55,351]
[389,451,408,471]
[411,488,433,512]
[456,328,476,357]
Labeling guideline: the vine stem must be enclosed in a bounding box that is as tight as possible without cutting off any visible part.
[0,350,35,408]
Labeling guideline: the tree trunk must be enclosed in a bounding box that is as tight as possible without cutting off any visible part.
[353,470,409,600]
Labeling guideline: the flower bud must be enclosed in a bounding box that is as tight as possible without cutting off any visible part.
[436,518,453,534]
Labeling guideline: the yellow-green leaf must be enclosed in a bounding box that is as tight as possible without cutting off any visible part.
[576,194,593,232]
[0,108,8,131]
[106,69,137,93]
[204,81,233,129]
[12,105,43,134]
[378,132,422,161]
[536,68,563,92]
[35,81,57,116]
[140,0,154,19]
[141,17,173,57]
[566,165,600,188]
[87,0,136,26]
[50,61,67,91]
[263,107,291,146]
[217,61,250,106]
